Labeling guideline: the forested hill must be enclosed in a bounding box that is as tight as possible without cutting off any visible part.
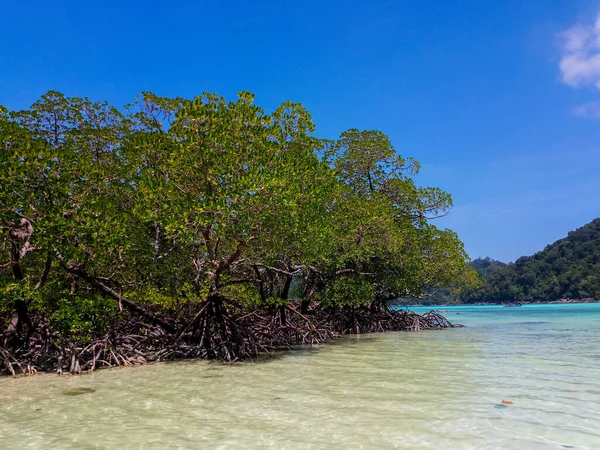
[462,218,600,303]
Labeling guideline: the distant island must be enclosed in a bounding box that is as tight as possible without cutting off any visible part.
[403,218,600,305]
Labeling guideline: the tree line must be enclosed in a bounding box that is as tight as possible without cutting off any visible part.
[458,219,600,303]
[0,91,473,373]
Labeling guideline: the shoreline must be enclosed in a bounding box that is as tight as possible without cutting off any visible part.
[399,299,599,307]
[1,308,460,378]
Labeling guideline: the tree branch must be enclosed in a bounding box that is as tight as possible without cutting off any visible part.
[34,254,52,290]
[57,254,176,333]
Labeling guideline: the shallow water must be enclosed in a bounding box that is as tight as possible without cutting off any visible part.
[1,304,600,449]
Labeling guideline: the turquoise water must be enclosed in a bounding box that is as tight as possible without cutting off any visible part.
[1,303,599,449]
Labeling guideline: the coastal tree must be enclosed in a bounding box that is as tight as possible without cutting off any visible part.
[1,90,473,374]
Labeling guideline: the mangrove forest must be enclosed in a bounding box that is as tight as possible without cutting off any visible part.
[0,91,473,376]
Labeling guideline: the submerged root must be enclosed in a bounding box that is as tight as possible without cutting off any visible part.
[179,295,266,361]
[323,307,462,335]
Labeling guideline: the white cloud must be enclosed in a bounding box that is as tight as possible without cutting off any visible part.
[572,101,600,119]
[558,14,600,88]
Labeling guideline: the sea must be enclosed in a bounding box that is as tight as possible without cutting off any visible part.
[1,303,599,449]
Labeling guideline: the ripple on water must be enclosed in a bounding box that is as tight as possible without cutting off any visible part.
[1,304,600,449]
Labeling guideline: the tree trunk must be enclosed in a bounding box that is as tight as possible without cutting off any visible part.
[300,298,311,315]
[8,219,33,343]
[14,299,32,343]
[279,274,292,323]
[301,270,315,314]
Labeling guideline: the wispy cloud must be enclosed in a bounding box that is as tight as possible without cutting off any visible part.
[558,15,600,89]
[572,100,600,119]
[557,12,600,119]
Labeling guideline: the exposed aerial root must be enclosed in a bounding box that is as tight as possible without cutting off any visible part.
[1,306,461,377]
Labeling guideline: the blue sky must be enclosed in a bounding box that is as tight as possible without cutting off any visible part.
[2,0,600,262]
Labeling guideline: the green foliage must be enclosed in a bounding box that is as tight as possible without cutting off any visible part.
[0,90,473,341]
[461,219,600,302]
[320,128,474,303]
[49,296,114,340]
[325,276,375,307]
[0,282,32,313]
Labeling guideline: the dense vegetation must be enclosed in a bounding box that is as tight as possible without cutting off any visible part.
[459,219,600,303]
[1,91,472,375]
[411,220,600,305]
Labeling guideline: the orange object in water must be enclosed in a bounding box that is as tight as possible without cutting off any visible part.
[501,400,514,405]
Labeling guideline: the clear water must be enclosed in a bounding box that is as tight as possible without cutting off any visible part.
[1,304,600,449]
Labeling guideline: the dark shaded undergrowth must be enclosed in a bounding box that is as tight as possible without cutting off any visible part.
[1,305,460,376]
